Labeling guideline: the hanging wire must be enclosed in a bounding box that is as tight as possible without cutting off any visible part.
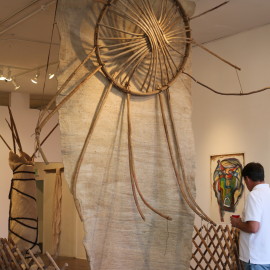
[235,68,243,94]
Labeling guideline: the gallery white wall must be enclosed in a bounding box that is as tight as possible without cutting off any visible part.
[192,24,270,224]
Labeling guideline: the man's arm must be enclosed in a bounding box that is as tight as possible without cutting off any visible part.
[230,217,260,233]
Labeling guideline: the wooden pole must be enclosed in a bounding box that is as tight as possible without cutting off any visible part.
[191,39,241,71]
[190,1,230,20]
[71,82,112,221]
[31,123,59,158]
[127,93,172,220]
[183,71,270,96]
[8,106,23,151]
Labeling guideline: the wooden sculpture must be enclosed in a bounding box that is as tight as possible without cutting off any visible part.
[31,1,260,269]
[0,107,59,255]
[34,0,236,225]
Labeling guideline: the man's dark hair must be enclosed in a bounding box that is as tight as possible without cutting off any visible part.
[242,162,264,182]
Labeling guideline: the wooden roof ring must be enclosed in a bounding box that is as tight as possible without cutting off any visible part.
[94,0,191,96]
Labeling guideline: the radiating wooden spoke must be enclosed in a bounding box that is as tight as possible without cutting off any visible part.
[95,0,190,95]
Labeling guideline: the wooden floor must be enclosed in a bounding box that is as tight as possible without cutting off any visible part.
[42,256,90,270]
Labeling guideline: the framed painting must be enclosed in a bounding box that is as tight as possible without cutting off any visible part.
[210,153,245,222]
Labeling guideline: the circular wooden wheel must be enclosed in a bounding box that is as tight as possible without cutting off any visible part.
[95,0,191,96]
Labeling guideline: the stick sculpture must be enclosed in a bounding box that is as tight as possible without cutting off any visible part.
[0,107,59,255]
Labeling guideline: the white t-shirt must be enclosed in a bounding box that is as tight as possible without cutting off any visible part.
[239,184,270,264]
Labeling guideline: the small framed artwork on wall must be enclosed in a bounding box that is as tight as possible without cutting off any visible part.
[210,153,245,222]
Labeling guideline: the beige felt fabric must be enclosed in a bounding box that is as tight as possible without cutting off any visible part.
[56,0,196,269]
[8,151,40,254]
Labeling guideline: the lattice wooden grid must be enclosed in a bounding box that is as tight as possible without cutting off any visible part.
[190,225,243,270]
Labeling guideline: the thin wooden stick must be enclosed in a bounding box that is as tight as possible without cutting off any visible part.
[183,71,270,96]
[71,82,112,220]
[144,40,158,92]
[16,247,30,269]
[98,23,144,37]
[99,36,143,40]
[127,94,172,220]
[94,0,107,4]
[8,111,16,154]
[35,65,102,164]
[4,244,21,270]
[37,47,96,124]
[159,94,206,220]
[0,134,11,150]
[102,40,146,55]
[128,157,145,220]
[140,50,154,92]
[190,1,229,20]
[0,244,12,270]
[191,39,241,71]
[130,2,165,92]
[100,39,145,49]
[158,0,165,21]
[158,0,177,27]
[159,92,216,225]
[108,8,145,34]
[8,106,23,151]
[5,119,18,153]
[0,254,4,270]
[31,123,59,158]
[165,89,216,224]
[122,50,149,85]
[102,42,146,61]
[27,249,44,270]
[114,46,149,80]
[166,43,185,57]
[161,10,187,33]
[158,51,164,87]
[39,64,102,131]
[148,7,177,76]
[45,251,60,270]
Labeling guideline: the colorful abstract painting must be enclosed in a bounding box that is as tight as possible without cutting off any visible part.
[211,154,244,222]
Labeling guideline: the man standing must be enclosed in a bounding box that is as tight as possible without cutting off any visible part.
[231,162,270,270]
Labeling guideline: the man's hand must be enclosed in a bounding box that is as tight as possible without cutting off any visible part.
[230,216,260,233]
[230,216,242,228]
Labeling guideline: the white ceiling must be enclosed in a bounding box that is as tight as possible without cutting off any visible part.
[0,0,270,107]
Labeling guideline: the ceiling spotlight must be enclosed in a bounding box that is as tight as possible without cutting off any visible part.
[48,73,55,79]
[12,78,20,90]
[5,68,12,82]
[31,69,40,84]
[0,67,5,81]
